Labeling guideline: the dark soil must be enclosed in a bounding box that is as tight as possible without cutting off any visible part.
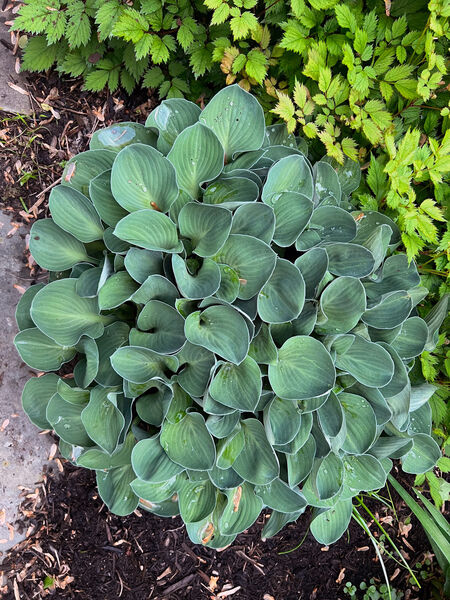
[0,462,444,600]
[0,71,158,225]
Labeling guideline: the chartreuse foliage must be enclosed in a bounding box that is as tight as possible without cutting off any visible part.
[15,86,448,548]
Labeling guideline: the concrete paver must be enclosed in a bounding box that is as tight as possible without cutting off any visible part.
[0,8,32,115]
[0,213,52,560]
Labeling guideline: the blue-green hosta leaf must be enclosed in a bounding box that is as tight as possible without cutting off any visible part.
[136,383,172,426]
[15,283,44,331]
[209,465,243,490]
[286,435,316,486]
[257,258,305,324]
[132,436,184,482]
[315,276,366,334]
[14,327,76,371]
[201,394,235,417]
[172,255,221,300]
[178,203,232,257]
[391,317,428,359]
[74,336,99,388]
[310,499,353,545]
[213,234,277,300]
[309,205,357,243]
[90,170,128,227]
[339,392,377,454]
[103,227,130,254]
[178,478,217,523]
[264,396,302,445]
[160,412,216,470]
[176,342,215,397]
[231,203,275,244]
[262,155,313,203]
[401,433,441,474]
[263,124,297,148]
[96,465,139,516]
[409,384,436,412]
[295,229,321,251]
[111,144,178,212]
[274,412,313,454]
[185,305,249,365]
[30,219,89,271]
[209,356,261,412]
[131,274,179,306]
[56,379,90,405]
[95,322,130,387]
[362,291,413,329]
[75,266,103,299]
[168,123,224,199]
[141,495,180,517]
[317,392,345,440]
[325,242,375,278]
[364,254,420,303]
[333,335,394,388]
[342,454,387,495]
[377,343,409,399]
[124,248,163,284]
[272,192,313,247]
[146,98,201,150]
[185,496,236,548]
[111,346,178,383]
[114,210,182,253]
[81,387,125,454]
[21,373,59,429]
[249,323,278,365]
[219,483,263,535]
[203,177,260,209]
[321,155,361,195]
[137,299,185,353]
[31,279,106,346]
[353,211,401,248]
[62,149,115,196]
[408,403,432,436]
[90,122,157,152]
[353,224,391,273]
[255,478,307,513]
[294,248,328,300]
[347,383,392,426]
[423,294,449,351]
[369,436,413,460]
[311,452,344,500]
[206,412,240,438]
[232,418,279,485]
[130,476,179,504]
[199,84,265,159]
[313,161,341,204]
[49,185,104,243]
[46,392,92,446]
[269,336,335,400]
[98,271,139,310]
[262,509,304,539]
[215,264,240,303]
[76,431,135,470]
[216,428,245,469]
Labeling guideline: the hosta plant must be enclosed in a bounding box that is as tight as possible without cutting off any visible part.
[15,85,448,548]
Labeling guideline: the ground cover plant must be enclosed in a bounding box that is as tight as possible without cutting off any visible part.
[13,85,448,550]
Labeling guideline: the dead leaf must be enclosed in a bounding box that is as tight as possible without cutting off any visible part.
[209,575,219,592]
[336,568,346,584]
[13,284,26,294]
[217,586,241,598]
[8,82,29,96]
[157,567,171,581]
[399,522,412,538]
[390,568,400,581]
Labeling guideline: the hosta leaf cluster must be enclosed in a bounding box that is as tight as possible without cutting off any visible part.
[15,86,447,548]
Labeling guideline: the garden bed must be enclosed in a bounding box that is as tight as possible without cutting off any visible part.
[0,462,441,600]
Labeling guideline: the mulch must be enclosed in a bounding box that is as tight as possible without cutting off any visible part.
[0,461,444,600]
[0,70,156,227]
